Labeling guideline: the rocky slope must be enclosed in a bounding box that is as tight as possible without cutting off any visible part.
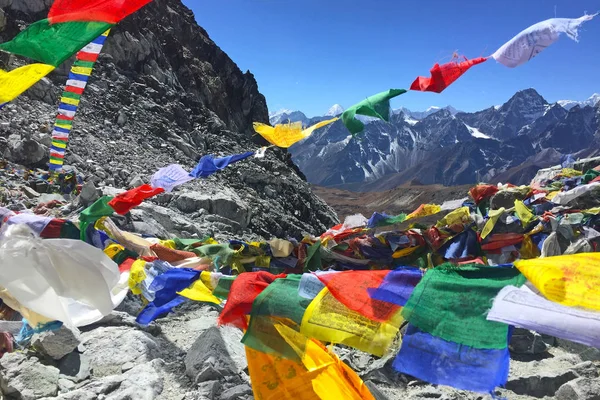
[290,89,600,190]
[0,0,338,239]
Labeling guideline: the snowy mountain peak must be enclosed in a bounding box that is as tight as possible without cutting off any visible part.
[557,93,600,110]
[325,104,345,117]
[269,108,293,118]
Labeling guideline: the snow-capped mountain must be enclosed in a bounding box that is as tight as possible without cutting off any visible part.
[325,104,344,117]
[557,93,600,110]
[288,89,600,189]
[268,109,309,125]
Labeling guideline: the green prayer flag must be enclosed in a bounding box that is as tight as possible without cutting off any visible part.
[305,241,322,271]
[79,196,115,241]
[192,244,234,268]
[213,276,236,300]
[0,19,113,67]
[582,169,600,184]
[242,275,310,360]
[341,89,406,135]
[401,263,526,349]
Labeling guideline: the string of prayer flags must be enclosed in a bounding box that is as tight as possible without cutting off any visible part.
[253,117,338,148]
[393,325,510,394]
[410,56,488,93]
[492,14,597,68]
[401,263,526,349]
[49,0,153,24]
[0,64,55,104]
[300,287,403,357]
[341,89,406,135]
[514,253,600,311]
[0,20,113,67]
[487,285,600,349]
[50,30,111,171]
[189,151,255,178]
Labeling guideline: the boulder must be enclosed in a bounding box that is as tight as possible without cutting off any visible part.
[58,352,91,383]
[556,377,600,400]
[0,353,59,400]
[185,326,246,384]
[32,325,81,360]
[80,326,160,377]
[509,328,548,354]
[506,369,578,397]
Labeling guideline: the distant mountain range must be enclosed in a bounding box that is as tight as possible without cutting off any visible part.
[276,90,600,190]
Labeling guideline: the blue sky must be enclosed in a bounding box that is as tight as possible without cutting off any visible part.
[187,0,600,117]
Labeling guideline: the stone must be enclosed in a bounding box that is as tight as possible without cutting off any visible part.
[35,181,49,193]
[490,190,528,210]
[0,353,59,400]
[557,339,600,362]
[509,328,548,354]
[571,361,600,379]
[196,380,221,400]
[556,377,600,400]
[117,111,128,126]
[80,326,160,377]
[506,370,578,397]
[128,174,145,189]
[58,378,76,392]
[122,361,135,372]
[51,360,164,400]
[32,325,81,360]
[185,326,247,384]
[220,384,252,400]
[365,381,390,400]
[59,352,91,383]
[22,186,41,198]
[79,181,99,206]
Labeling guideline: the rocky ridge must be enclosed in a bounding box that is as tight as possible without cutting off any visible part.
[0,0,338,240]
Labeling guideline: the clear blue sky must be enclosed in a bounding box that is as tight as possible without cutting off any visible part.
[187,0,600,117]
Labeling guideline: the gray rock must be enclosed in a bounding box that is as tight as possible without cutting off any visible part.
[506,369,578,397]
[509,328,548,354]
[51,360,164,400]
[79,181,99,206]
[22,186,41,198]
[365,381,390,400]
[58,352,91,383]
[0,352,59,400]
[80,326,160,377]
[557,338,600,362]
[185,326,247,384]
[32,325,81,360]
[556,377,600,400]
[58,378,76,392]
[196,380,221,400]
[571,361,600,379]
[220,384,252,400]
[490,189,528,210]
[128,174,146,189]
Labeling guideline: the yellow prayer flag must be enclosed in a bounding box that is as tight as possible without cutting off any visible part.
[70,66,93,76]
[60,96,80,106]
[514,253,600,311]
[300,288,402,357]
[0,63,55,103]
[103,243,125,259]
[481,207,505,239]
[435,206,471,228]
[275,323,375,400]
[177,278,221,305]
[253,117,338,148]
[128,260,147,295]
[406,204,441,221]
[514,200,537,227]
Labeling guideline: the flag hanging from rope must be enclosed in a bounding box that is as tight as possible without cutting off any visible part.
[49,30,110,171]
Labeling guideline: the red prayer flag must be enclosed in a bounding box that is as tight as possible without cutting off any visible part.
[49,0,153,24]
[469,184,499,204]
[150,244,196,263]
[410,57,488,93]
[218,271,286,329]
[107,184,164,215]
[317,270,400,322]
